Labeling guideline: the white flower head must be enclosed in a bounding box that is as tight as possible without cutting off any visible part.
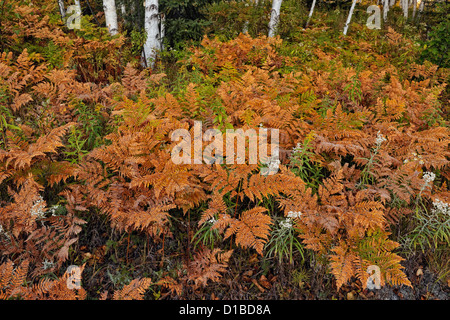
[262,154,280,176]
[30,195,46,220]
[287,211,302,219]
[280,218,293,229]
[292,142,303,154]
[422,171,436,185]
[375,131,387,146]
[431,199,450,216]
[42,260,55,270]
[49,205,60,216]
[207,217,217,225]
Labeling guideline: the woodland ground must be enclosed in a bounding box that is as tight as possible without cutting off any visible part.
[0,0,449,300]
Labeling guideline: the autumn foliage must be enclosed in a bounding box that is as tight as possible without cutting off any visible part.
[0,0,448,300]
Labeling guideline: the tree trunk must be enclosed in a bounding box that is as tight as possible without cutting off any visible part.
[401,0,409,18]
[268,0,283,37]
[419,0,424,13]
[243,0,259,34]
[160,13,165,51]
[343,0,358,35]
[383,0,389,21]
[103,0,119,35]
[58,0,65,19]
[74,0,81,13]
[305,0,317,27]
[143,0,161,68]
[412,0,417,18]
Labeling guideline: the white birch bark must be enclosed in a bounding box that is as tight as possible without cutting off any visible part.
[103,0,119,35]
[143,0,161,68]
[383,0,389,21]
[74,0,81,13]
[401,0,409,18]
[58,0,65,19]
[243,0,259,34]
[412,0,417,18]
[268,0,283,37]
[419,0,425,12]
[343,0,358,35]
[160,13,165,51]
[305,0,317,27]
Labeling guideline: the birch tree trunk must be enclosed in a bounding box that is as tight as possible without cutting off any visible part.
[74,0,81,13]
[305,0,317,27]
[383,0,389,21]
[143,0,161,68]
[103,0,119,35]
[268,0,283,37]
[58,0,65,19]
[160,13,165,51]
[343,0,358,35]
[401,0,409,18]
[243,0,259,34]
[412,0,417,18]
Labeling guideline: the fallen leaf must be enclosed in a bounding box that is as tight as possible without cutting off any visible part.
[416,267,423,277]
[259,275,271,289]
[252,279,266,293]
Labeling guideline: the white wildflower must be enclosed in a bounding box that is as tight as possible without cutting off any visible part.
[42,260,55,270]
[431,199,450,216]
[30,195,46,220]
[263,155,280,174]
[207,217,217,225]
[375,131,387,146]
[292,142,303,154]
[49,205,60,216]
[422,171,436,185]
[280,218,293,229]
[287,211,302,219]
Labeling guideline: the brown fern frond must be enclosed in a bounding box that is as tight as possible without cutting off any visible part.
[186,247,233,288]
[224,207,272,255]
[112,278,152,300]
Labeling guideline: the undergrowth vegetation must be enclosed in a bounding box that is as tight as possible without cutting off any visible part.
[0,0,448,300]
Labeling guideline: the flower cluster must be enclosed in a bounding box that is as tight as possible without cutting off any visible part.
[403,152,424,165]
[422,171,436,185]
[279,218,293,229]
[42,259,55,270]
[207,217,218,225]
[262,154,280,176]
[48,205,60,216]
[287,211,302,219]
[30,196,46,220]
[431,199,450,216]
[375,131,387,146]
[292,142,303,154]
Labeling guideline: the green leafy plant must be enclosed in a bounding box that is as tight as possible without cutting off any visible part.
[265,215,304,265]
[408,198,450,251]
